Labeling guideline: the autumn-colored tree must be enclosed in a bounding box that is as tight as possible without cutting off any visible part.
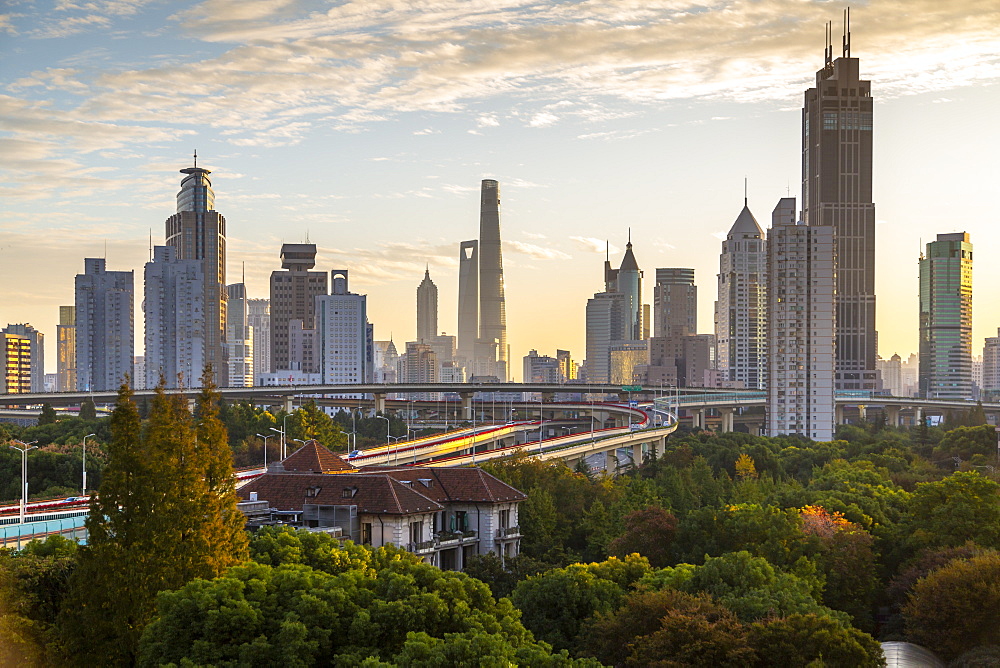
[735,453,758,481]
[607,505,678,567]
[903,552,1000,661]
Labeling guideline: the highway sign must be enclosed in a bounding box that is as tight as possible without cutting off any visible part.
[621,385,643,392]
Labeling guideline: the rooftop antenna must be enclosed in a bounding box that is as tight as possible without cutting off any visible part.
[305,229,310,243]
[844,7,851,58]
[605,240,609,262]
[628,227,631,245]
[825,20,833,67]
[193,149,197,168]
[104,239,107,260]
[744,177,748,206]
[242,261,245,286]
[149,229,153,262]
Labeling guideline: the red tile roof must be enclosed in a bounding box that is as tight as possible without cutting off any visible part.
[280,440,353,473]
[357,466,527,504]
[239,472,443,515]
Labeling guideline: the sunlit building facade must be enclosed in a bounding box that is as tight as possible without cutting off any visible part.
[919,233,973,400]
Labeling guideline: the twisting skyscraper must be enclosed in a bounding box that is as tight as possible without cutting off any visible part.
[163,154,228,386]
[802,14,877,391]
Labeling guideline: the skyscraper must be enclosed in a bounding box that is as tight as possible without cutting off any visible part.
[3,333,31,394]
[766,197,835,441]
[2,324,43,393]
[144,246,206,388]
[617,239,644,340]
[247,298,270,384]
[801,19,877,391]
[57,306,76,392]
[983,330,1000,402]
[715,202,767,389]
[316,270,373,385]
[270,243,327,373]
[919,233,973,400]
[164,156,228,386]
[584,241,645,384]
[75,258,134,391]
[478,179,508,379]
[457,240,479,368]
[226,283,254,387]
[653,268,697,338]
[416,268,438,343]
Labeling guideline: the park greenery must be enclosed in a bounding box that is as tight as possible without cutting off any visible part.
[2,393,1000,665]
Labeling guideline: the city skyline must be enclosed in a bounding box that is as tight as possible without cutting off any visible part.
[2,2,999,378]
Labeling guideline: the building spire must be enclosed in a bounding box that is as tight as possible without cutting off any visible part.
[843,7,851,58]
[744,177,748,206]
[193,149,197,168]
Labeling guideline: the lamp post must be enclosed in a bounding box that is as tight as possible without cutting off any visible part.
[270,414,289,460]
[256,433,275,469]
[9,440,38,525]
[375,415,390,461]
[538,395,544,454]
[82,433,96,496]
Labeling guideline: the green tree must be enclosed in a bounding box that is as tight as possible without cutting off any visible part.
[607,505,678,567]
[903,471,1000,550]
[747,614,884,667]
[78,398,97,421]
[37,403,57,426]
[289,399,348,449]
[903,552,1000,661]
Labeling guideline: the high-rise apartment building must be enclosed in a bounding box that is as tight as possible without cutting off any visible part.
[877,354,903,397]
[456,180,509,380]
[766,197,836,441]
[164,158,228,386]
[75,258,133,391]
[144,246,206,388]
[417,268,438,343]
[399,342,438,384]
[653,268,697,338]
[226,283,254,387]
[715,202,767,390]
[2,324,44,393]
[983,330,1000,402]
[247,298,270,384]
[56,306,76,392]
[801,24,877,391]
[270,244,327,372]
[919,233,973,400]
[3,333,31,394]
[523,350,564,384]
[316,270,372,386]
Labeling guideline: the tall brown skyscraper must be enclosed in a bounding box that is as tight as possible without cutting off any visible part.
[478,180,508,379]
[269,243,327,372]
[801,16,877,391]
[164,156,228,386]
[416,267,438,343]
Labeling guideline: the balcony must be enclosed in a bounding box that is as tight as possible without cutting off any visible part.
[495,525,521,540]
[409,539,437,554]
[409,531,478,554]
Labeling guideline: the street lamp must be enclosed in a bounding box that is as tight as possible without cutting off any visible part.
[82,433,96,496]
[256,433,275,469]
[375,415,391,461]
[292,438,307,452]
[270,413,289,460]
[538,395,544,454]
[9,440,38,525]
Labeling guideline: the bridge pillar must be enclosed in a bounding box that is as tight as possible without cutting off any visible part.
[605,449,617,473]
[718,408,735,433]
[693,409,705,430]
[858,404,867,422]
[886,405,900,428]
[284,395,294,414]
[631,443,643,466]
[835,404,845,425]
[460,393,474,421]
[373,393,386,415]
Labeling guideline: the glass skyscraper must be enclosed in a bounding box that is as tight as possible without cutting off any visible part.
[919,233,973,400]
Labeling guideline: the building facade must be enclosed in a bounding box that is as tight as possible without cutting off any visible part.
[226,283,254,387]
[801,31,878,391]
[715,203,767,390]
[983,330,1000,402]
[247,298,270,385]
[316,270,372,386]
[766,197,836,441]
[919,233,973,400]
[56,306,76,392]
[2,324,43,393]
[416,268,438,344]
[3,333,32,394]
[653,268,697,339]
[75,258,134,391]
[164,160,228,386]
[144,246,205,388]
[270,244,328,373]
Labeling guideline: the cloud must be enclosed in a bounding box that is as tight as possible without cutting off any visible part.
[476,114,500,127]
[711,230,728,240]
[528,112,559,128]
[505,240,571,261]
[571,236,620,255]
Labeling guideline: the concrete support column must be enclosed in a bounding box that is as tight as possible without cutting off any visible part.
[283,395,294,414]
[835,404,845,425]
[694,409,705,429]
[605,449,617,472]
[373,393,386,415]
[632,443,643,466]
[886,405,900,428]
[719,408,735,433]
[858,404,867,422]
[460,393,473,421]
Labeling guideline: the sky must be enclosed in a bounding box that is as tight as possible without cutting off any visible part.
[1,0,999,381]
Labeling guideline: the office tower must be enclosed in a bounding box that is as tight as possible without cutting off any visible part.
[270,244,328,372]
[653,268,697,338]
[766,197,835,441]
[972,355,983,401]
[3,333,31,393]
[316,270,372,385]
[226,283,254,387]
[478,179,508,378]
[133,356,146,390]
[56,306,76,392]
[144,246,206,388]
[457,240,479,367]
[399,342,438,384]
[876,353,903,396]
[247,298,270,384]
[715,202,767,389]
[983,330,1000,402]
[2,324,43,392]
[439,361,466,384]
[429,334,456,365]
[802,21,877,391]
[416,268,438,343]
[75,258,134,391]
[374,340,399,383]
[609,341,649,385]
[585,292,628,384]
[556,350,575,381]
[919,233,973,400]
[617,239,644,340]
[164,157,228,386]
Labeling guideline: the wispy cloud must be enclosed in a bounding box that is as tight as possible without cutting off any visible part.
[505,240,571,261]
[571,236,620,255]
